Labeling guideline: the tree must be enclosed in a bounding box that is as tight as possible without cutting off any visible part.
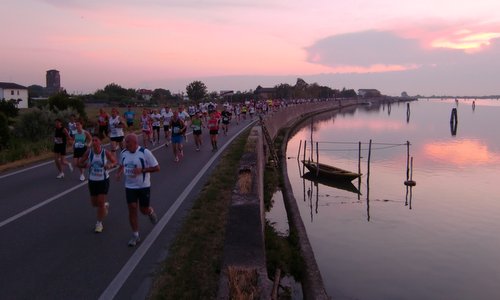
[274,83,294,99]
[48,91,86,118]
[153,88,172,102]
[339,87,357,98]
[48,91,70,111]
[0,100,19,118]
[186,81,208,102]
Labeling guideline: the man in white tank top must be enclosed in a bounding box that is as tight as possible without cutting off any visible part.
[109,108,125,152]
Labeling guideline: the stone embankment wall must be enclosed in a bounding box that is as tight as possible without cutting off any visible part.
[217,99,359,299]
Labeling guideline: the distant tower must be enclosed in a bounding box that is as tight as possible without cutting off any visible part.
[46,69,61,95]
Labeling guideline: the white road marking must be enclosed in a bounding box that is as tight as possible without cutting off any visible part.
[0,181,87,228]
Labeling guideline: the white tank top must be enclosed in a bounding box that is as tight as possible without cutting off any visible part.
[109,116,124,138]
[88,149,109,181]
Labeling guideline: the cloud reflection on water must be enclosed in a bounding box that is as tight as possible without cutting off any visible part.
[423,139,500,166]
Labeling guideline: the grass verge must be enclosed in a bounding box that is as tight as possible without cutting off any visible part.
[149,129,250,299]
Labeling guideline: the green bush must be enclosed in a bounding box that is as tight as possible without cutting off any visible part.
[14,107,76,141]
[0,112,9,150]
[0,100,19,118]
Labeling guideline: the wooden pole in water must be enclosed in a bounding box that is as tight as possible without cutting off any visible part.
[303,141,307,162]
[316,142,319,177]
[358,141,362,176]
[410,156,414,181]
[367,139,372,177]
[450,108,458,124]
[297,140,302,163]
[406,141,410,181]
[366,139,372,222]
[358,141,362,200]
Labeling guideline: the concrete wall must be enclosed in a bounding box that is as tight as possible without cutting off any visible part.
[217,126,272,299]
[217,100,359,299]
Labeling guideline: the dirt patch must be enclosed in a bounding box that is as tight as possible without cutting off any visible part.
[228,266,259,300]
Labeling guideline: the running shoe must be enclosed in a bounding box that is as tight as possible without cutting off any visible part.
[196,148,200,151]
[128,235,141,247]
[68,163,74,173]
[56,172,64,179]
[79,174,85,181]
[149,211,158,225]
[94,223,103,233]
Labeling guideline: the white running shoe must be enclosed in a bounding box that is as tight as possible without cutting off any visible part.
[79,174,85,181]
[56,172,64,179]
[128,235,141,247]
[68,164,74,173]
[95,222,103,233]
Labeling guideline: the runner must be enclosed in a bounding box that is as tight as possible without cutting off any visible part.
[109,108,125,153]
[97,108,110,140]
[161,105,173,146]
[116,133,160,247]
[170,111,186,162]
[178,105,190,143]
[233,103,241,125]
[123,106,135,130]
[72,119,92,181]
[241,103,248,120]
[220,106,232,136]
[78,134,117,233]
[249,103,255,120]
[207,111,220,151]
[140,109,152,148]
[190,112,204,151]
[67,114,78,138]
[53,118,73,179]
[150,109,161,146]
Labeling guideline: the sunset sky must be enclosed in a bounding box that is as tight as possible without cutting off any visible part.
[2,0,500,96]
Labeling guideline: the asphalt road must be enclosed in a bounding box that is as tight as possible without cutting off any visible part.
[0,116,256,300]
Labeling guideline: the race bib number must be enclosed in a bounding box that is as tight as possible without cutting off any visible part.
[173,127,180,134]
[125,164,137,177]
[90,162,104,178]
[74,142,85,148]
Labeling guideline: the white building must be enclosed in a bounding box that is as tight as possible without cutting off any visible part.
[0,82,29,108]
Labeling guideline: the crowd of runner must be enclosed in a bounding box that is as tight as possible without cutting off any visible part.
[49,97,309,246]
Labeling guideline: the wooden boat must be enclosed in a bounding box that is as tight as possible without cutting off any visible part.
[302,172,361,194]
[301,160,361,181]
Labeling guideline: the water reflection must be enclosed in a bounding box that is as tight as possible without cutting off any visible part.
[302,172,361,194]
[286,99,500,299]
[423,139,500,166]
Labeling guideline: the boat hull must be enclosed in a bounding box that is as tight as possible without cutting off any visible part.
[301,160,361,181]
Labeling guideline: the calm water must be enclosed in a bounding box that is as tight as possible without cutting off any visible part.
[273,99,500,299]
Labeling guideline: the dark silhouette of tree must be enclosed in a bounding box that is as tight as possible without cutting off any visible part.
[186,81,207,102]
[0,100,19,118]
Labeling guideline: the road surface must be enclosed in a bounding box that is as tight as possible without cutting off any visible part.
[0,116,256,299]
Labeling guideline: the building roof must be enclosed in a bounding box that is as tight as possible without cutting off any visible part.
[0,82,28,89]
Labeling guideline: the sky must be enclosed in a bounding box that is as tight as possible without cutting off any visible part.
[1,0,500,96]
